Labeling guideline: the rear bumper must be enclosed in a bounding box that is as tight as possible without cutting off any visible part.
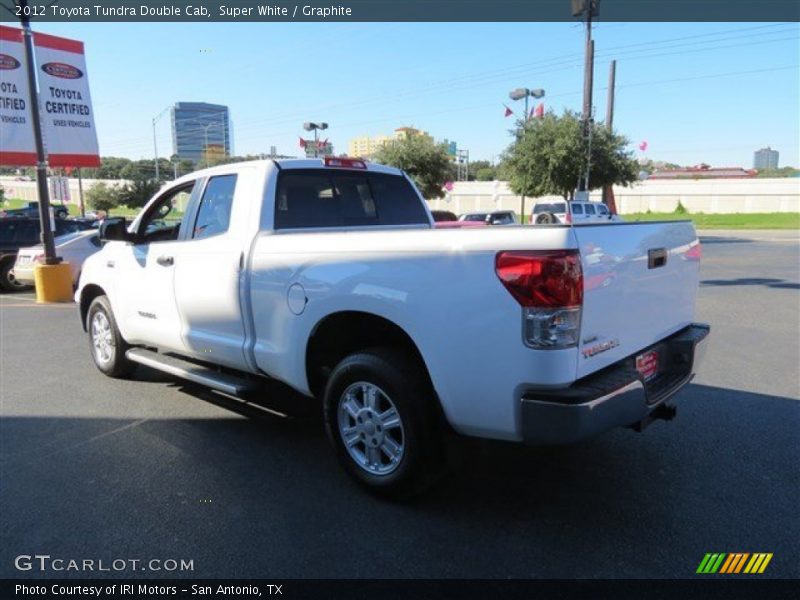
[521,323,710,445]
[10,263,35,285]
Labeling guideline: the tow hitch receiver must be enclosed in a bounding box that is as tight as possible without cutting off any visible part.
[631,403,677,433]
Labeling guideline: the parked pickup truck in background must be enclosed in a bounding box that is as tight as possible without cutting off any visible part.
[76,158,709,496]
[1,201,69,220]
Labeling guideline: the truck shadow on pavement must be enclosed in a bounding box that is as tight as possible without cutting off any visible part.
[701,277,800,289]
[1,382,797,578]
[697,236,753,245]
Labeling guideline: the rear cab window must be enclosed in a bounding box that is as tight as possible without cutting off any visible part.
[534,203,567,214]
[275,169,429,230]
[570,203,584,215]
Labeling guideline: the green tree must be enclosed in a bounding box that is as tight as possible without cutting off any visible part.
[115,179,162,209]
[93,156,132,179]
[755,166,799,178]
[466,160,493,181]
[85,182,120,212]
[475,167,496,181]
[503,110,638,200]
[372,136,452,199]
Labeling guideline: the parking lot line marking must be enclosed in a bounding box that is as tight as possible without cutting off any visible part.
[0,303,74,308]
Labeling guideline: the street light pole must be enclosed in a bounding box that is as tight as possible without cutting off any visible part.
[18,0,57,264]
[303,122,328,159]
[152,106,170,181]
[508,87,545,222]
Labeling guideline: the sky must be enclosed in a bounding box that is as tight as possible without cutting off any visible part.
[21,20,800,168]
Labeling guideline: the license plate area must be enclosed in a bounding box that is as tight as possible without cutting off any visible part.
[636,349,659,381]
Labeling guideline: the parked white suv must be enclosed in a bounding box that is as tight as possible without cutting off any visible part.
[532,200,620,225]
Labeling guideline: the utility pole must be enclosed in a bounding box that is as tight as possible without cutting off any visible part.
[77,168,85,217]
[603,59,618,213]
[575,0,597,195]
[605,59,616,130]
[19,0,57,264]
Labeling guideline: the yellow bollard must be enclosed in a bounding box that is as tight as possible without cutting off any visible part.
[33,262,74,303]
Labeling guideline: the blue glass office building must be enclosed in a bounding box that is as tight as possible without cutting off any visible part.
[171,102,232,164]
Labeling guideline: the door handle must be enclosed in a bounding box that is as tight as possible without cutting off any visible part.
[156,255,174,267]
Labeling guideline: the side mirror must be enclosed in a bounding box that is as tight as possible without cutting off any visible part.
[99,217,133,243]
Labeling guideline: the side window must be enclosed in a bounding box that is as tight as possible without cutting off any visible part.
[571,203,584,215]
[584,204,596,215]
[193,175,237,240]
[55,221,79,236]
[597,205,609,215]
[137,183,195,244]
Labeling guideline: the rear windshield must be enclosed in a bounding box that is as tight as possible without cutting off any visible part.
[534,203,567,214]
[275,169,429,229]
[461,213,487,222]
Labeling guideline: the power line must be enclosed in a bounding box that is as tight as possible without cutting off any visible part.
[110,25,795,146]
[99,28,799,155]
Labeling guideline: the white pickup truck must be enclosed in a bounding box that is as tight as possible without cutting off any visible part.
[76,158,709,496]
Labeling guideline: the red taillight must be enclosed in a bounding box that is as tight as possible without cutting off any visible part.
[495,250,583,308]
[33,253,45,264]
[685,242,702,261]
[324,157,366,169]
[565,211,572,224]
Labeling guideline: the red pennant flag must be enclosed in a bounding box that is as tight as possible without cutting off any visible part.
[299,137,307,148]
[534,102,544,119]
[504,105,513,117]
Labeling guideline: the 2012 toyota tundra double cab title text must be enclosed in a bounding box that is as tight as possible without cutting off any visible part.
[76,157,709,496]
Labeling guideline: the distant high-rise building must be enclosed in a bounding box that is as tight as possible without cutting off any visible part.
[348,126,434,158]
[753,147,779,170]
[171,102,231,164]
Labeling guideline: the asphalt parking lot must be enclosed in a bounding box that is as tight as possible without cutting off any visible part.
[1,230,798,579]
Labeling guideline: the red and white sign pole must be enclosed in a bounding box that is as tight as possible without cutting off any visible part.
[18,0,59,264]
[1,2,101,264]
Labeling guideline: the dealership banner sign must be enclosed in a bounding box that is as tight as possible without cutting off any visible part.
[0,25,100,167]
[0,25,36,165]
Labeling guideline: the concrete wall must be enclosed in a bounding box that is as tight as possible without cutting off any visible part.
[427,178,800,215]
[4,175,799,215]
[0,177,189,213]
[0,176,125,206]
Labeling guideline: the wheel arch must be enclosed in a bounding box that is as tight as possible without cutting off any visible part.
[79,284,107,331]
[305,310,437,403]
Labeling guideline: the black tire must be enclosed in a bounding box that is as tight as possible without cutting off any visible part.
[86,295,135,378]
[0,257,33,292]
[536,212,555,225]
[323,347,444,498]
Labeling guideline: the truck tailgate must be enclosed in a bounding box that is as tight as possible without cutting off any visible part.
[573,221,701,379]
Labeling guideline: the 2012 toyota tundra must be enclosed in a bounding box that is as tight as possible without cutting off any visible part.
[76,157,709,496]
